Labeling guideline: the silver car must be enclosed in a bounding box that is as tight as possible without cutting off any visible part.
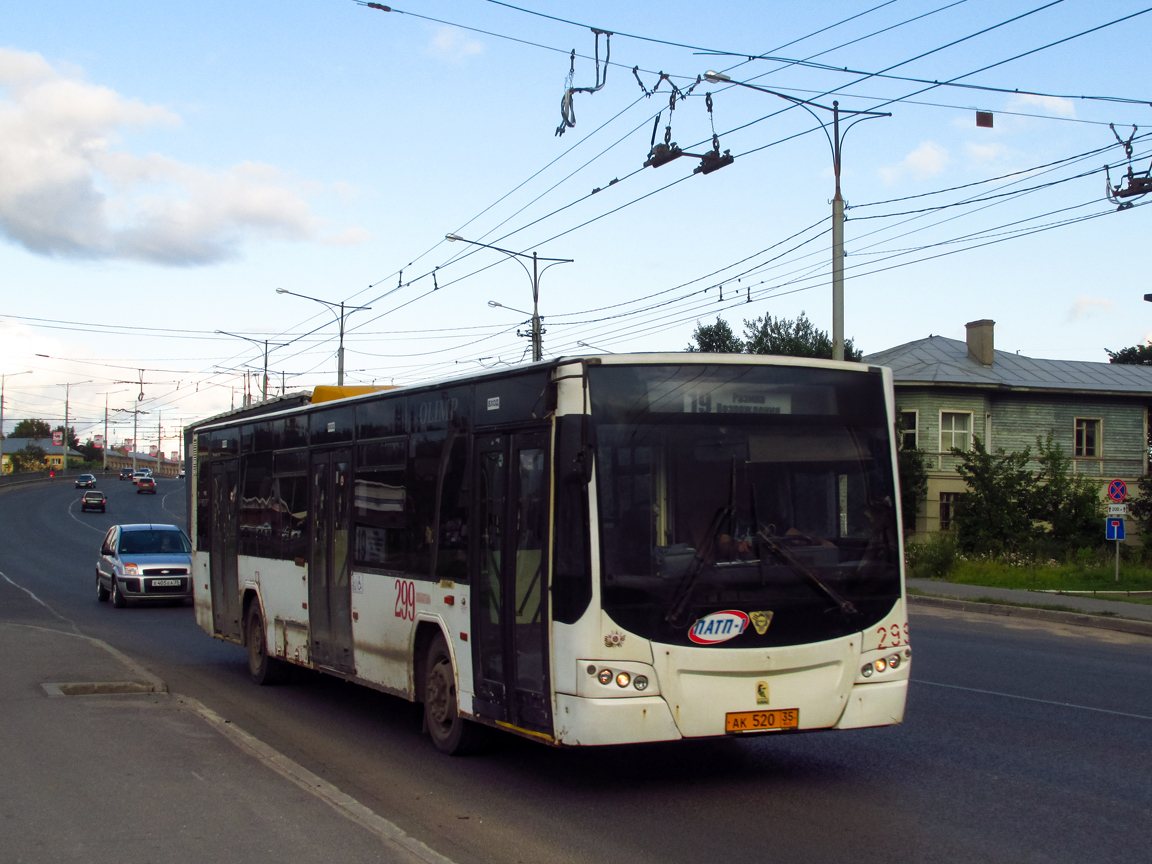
[96,524,192,608]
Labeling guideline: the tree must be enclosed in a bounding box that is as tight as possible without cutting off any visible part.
[1033,434,1102,552]
[686,311,862,360]
[1106,343,1152,365]
[950,438,1040,555]
[10,418,51,439]
[743,311,863,361]
[9,443,47,473]
[686,318,745,353]
[78,439,102,464]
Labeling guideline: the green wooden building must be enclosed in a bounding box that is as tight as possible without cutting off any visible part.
[865,320,1152,539]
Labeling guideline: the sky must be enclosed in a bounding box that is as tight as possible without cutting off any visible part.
[2,0,1151,453]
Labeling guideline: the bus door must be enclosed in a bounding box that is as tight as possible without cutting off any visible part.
[471,429,552,735]
[209,460,242,640]
[308,448,355,673]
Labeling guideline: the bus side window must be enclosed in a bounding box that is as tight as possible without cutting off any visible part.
[435,435,469,582]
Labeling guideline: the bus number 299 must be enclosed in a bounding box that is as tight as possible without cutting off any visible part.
[394,579,416,621]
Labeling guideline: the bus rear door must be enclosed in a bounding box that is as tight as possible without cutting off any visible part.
[308,448,355,673]
[471,429,552,737]
[209,460,242,641]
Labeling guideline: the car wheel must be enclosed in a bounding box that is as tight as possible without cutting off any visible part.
[424,633,485,755]
[111,579,126,608]
[245,604,289,685]
[96,573,109,603]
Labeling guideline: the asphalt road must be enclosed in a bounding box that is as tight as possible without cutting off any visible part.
[2,477,1150,864]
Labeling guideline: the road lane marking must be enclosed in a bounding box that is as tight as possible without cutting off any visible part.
[916,680,1152,721]
[161,484,183,520]
[67,497,105,534]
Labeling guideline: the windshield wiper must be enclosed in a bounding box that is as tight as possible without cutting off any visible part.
[755,532,858,618]
[665,504,729,628]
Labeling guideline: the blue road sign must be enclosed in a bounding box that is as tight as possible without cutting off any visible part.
[1106,518,1126,541]
[1108,479,1127,502]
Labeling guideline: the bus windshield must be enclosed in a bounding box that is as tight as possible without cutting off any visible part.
[589,363,901,648]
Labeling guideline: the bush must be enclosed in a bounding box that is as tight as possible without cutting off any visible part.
[906,532,958,579]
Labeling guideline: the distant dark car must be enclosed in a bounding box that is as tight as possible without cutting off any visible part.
[96,524,192,607]
[80,491,106,512]
[119,469,134,481]
[136,476,157,494]
[75,474,96,488]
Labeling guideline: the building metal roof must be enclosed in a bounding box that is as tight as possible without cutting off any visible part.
[865,336,1152,396]
[0,437,85,457]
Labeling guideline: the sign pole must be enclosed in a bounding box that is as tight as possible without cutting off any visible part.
[1116,538,1120,583]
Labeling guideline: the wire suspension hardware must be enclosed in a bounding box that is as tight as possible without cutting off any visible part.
[644,82,732,176]
[1105,124,1152,209]
[556,29,612,137]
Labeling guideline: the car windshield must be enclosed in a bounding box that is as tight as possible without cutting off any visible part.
[118,530,190,555]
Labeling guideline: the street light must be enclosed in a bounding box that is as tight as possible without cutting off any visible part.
[216,330,288,403]
[55,380,92,475]
[275,289,370,386]
[703,71,890,361]
[446,234,573,362]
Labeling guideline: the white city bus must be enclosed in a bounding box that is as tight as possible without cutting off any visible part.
[188,354,909,754]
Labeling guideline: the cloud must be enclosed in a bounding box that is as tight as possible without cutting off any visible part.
[880,141,950,185]
[1009,93,1076,119]
[965,141,1010,165]
[0,48,333,266]
[428,26,484,60]
[1068,296,1116,322]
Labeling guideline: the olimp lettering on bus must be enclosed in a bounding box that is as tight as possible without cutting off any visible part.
[688,610,750,645]
[416,397,459,429]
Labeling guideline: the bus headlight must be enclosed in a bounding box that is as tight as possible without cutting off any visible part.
[634,675,649,691]
[597,669,613,685]
[861,663,874,678]
[616,672,631,688]
[874,658,888,673]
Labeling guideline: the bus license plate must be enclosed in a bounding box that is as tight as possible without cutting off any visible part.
[725,708,799,733]
[152,579,181,587]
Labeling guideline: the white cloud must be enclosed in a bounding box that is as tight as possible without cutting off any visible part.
[965,141,1010,165]
[428,26,484,60]
[879,141,950,186]
[1067,296,1116,322]
[1009,93,1076,119]
[0,48,351,266]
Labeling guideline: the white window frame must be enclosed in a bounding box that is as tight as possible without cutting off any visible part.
[898,409,919,451]
[939,410,973,452]
[1074,417,1102,458]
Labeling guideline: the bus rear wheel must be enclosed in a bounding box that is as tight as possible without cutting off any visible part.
[424,633,484,755]
[246,604,289,686]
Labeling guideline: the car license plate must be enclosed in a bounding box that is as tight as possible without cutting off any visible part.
[725,708,799,733]
[151,579,181,587]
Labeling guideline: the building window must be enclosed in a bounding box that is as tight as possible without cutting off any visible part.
[939,492,960,531]
[1075,419,1100,457]
[898,411,918,450]
[940,412,972,452]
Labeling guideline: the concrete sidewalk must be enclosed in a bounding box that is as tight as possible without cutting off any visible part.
[0,620,448,864]
[906,577,1152,621]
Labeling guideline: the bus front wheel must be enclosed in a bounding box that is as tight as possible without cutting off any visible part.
[424,633,484,755]
[246,604,289,686]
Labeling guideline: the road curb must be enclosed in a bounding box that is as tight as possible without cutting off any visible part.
[908,594,1152,638]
